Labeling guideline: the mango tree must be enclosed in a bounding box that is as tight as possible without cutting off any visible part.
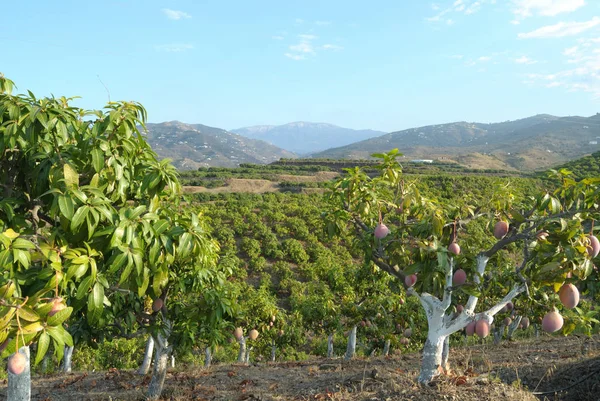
[0,75,222,400]
[324,150,599,384]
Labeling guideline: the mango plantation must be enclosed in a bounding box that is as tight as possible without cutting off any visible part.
[1,76,600,400]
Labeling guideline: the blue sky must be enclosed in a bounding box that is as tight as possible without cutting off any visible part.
[2,0,599,132]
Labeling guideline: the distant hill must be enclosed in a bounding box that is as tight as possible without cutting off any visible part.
[142,121,295,170]
[232,122,386,155]
[312,114,600,171]
[546,151,600,180]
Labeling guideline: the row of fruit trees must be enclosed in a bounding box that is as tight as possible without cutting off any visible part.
[0,75,599,399]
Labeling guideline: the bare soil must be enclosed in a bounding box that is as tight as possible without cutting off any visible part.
[1,335,599,401]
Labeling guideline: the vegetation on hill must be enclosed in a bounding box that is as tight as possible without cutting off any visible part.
[545,151,600,181]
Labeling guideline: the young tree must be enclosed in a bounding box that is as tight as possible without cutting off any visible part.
[0,74,221,400]
[325,149,599,384]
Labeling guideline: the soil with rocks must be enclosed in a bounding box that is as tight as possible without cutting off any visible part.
[1,335,599,400]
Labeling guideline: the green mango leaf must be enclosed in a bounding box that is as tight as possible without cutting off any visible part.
[63,163,79,189]
[34,332,50,366]
[58,195,74,220]
[71,205,90,232]
[47,307,73,326]
[17,306,40,322]
[91,148,104,173]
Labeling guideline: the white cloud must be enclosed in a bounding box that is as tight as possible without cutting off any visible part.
[525,37,600,97]
[322,44,343,50]
[161,9,191,20]
[285,53,305,60]
[290,42,315,54]
[515,55,538,64]
[511,0,586,20]
[295,18,304,24]
[426,0,492,24]
[478,56,492,61]
[450,54,464,59]
[518,17,600,38]
[465,1,481,14]
[272,35,285,40]
[298,34,318,40]
[155,44,194,52]
[315,20,331,26]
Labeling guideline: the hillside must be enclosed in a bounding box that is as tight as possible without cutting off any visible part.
[142,121,295,170]
[232,122,385,154]
[312,114,600,171]
[547,150,600,180]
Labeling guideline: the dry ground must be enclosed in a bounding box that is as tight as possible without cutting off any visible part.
[2,335,599,400]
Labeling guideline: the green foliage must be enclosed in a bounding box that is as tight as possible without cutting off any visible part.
[0,75,222,365]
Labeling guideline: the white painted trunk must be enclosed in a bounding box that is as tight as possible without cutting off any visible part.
[62,345,73,373]
[270,342,277,362]
[244,346,251,364]
[204,346,212,368]
[7,346,31,401]
[418,334,447,384]
[170,354,175,368]
[138,336,154,375]
[327,333,334,358]
[147,334,170,400]
[383,339,391,357]
[344,326,357,361]
[237,337,246,363]
[441,336,449,372]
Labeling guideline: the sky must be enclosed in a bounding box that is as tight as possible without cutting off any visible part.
[2,0,600,132]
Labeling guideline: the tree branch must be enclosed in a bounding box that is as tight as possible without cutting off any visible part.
[441,257,454,312]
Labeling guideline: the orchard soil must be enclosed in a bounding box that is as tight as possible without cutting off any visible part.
[2,335,599,401]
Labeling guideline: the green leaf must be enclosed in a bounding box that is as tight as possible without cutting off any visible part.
[17,306,40,322]
[71,205,90,231]
[58,195,74,220]
[46,307,73,326]
[12,238,36,250]
[35,332,50,366]
[13,248,30,268]
[91,148,104,173]
[21,321,44,334]
[63,163,79,189]
[76,276,93,300]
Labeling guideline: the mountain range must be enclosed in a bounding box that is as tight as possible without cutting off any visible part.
[231,122,385,154]
[143,114,600,171]
[312,114,600,170]
[142,121,295,170]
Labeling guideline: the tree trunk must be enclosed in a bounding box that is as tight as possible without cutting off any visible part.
[270,341,277,362]
[62,345,73,373]
[418,335,446,384]
[441,336,450,372]
[344,326,357,361]
[507,316,522,340]
[8,346,31,401]
[138,336,154,375]
[170,354,175,368]
[327,333,334,358]
[493,325,504,345]
[147,331,172,400]
[237,337,246,363]
[244,346,252,364]
[204,346,212,368]
[383,339,391,357]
